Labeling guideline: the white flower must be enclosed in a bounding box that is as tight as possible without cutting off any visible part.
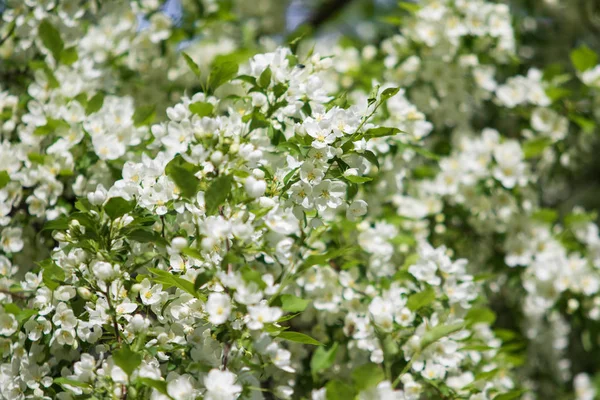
[92,261,120,281]
[139,279,165,306]
[206,293,231,325]
[246,301,282,330]
[0,313,17,336]
[167,373,195,400]
[245,176,267,198]
[346,200,368,220]
[1,227,23,253]
[204,369,242,400]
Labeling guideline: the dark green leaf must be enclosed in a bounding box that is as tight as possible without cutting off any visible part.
[325,380,356,400]
[60,46,78,65]
[165,155,200,199]
[259,67,272,88]
[364,127,401,139]
[133,105,155,127]
[205,175,233,215]
[39,19,64,61]
[0,171,10,189]
[104,197,135,220]
[380,86,400,101]
[465,307,496,326]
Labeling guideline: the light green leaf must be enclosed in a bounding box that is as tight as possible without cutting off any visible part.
[54,378,92,390]
[182,52,201,77]
[113,346,142,376]
[406,286,435,311]
[277,331,322,346]
[380,86,400,101]
[523,137,552,159]
[189,101,214,117]
[571,45,598,72]
[344,175,373,184]
[280,294,310,313]
[465,307,496,326]
[420,321,465,350]
[311,342,339,375]
[351,363,385,391]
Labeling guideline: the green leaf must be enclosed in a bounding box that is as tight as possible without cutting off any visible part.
[181,247,203,260]
[54,378,92,390]
[182,52,201,77]
[148,268,197,297]
[39,259,65,291]
[325,380,356,400]
[569,113,596,134]
[398,1,420,13]
[133,105,155,127]
[258,66,272,88]
[571,45,598,72]
[235,75,257,85]
[420,322,465,350]
[531,208,558,224]
[86,92,105,114]
[189,101,214,117]
[127,229,167,246]
[406,286,435,311]
[34,118,69,136]
[0,171,10,189]
[113,346,142,376]
[344,175,373,184]
[465,307,496,326]
[39,19,64,61]
[494,389,528,400]
[523,137,552,159]
[364,127,401,139]
[277,331,322,346]
[351,363,385,391]
[165,155,200,199]
[104,197,135,220]
[301,247,350,273]
[360,150,380,169]
[42,216,70,231]
[280,294,310,313]
[209,60,238,91]
[205,175,233,215]
[380,86,400,101]
[311,342,339,375]
[60,46,78,65]
[194,271,213,291]
[137,378,169,395]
